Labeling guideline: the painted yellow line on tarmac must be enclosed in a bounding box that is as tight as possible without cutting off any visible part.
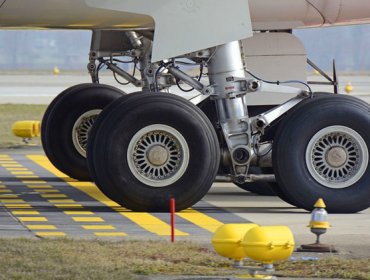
[11,171,34,175]
[0,189,12,193]
[41,194,67,198]
[72,217,104,222]
[0,185,7,189]
[27,185,53,189]
[12,211,40,215]
[3,204,32,208]
[28,155,189,236]
[2,164,22,167]
[83,225,116,230]
[27,225,57,230]
[0,194,18,198]
[22,180,47,184]
[94,232,127,237]
[177,209,223,233]
[0,199,26,203]
[64,211,94,215]
[54,204,83,208]
[6,168,28,171]
[19,217,48,222]
[35,232,66,237]
[47,199,75,203]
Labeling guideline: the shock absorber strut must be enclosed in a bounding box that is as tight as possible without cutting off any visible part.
[207,41,252,181]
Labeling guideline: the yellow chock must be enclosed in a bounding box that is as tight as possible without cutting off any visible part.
[242,226,295,265]
[344,82,353,93]
[12,121,41,143]
[53,66,60,75]
[212,223,258,262]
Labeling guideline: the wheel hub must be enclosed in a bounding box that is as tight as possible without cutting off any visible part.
[326,147,347,168]
[305,125,368,189]
[147,145,169,166]
[72,109,102,158]
[127,124,190,187]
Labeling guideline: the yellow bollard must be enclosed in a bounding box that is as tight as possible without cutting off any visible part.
[12,121,38,138]
[53,66,60,75]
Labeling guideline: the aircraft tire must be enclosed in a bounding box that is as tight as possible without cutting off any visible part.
[273,94,370,213]
[87,92,220,212]
[42,84,124,181]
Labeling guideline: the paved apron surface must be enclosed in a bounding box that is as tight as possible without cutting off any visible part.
[0,153,247,239]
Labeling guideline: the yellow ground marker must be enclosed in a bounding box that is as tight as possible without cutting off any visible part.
[2,164,23,167]
[0,199,26,203]
[6,168,28,171]
[72,217,104,222]
[54,204,83,208]
[12,211,40,215]
[33,189,60,193]
[35,232,66,237]
[19,217,48,222]
[22,180,47,184]
[11,171,34,175]
[28,155,189,236]
[82,225,116,230]
[64,211,94,215]
[94,232,127,237]
[176,209,224,233]
[48,199,75,203]
[0,189,12,193]
[27,185,53,189]
[27,225,57,230]
[3,204,32,208]
[0,194,19,198]
[41,194,67,198]
[0,185,6,188]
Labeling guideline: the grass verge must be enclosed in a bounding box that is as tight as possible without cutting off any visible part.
[0,104,46,148]
[0,239,368,280]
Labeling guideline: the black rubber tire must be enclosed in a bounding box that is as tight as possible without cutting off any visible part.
[42,84,124,181]
[273,94,370,213]
[88,92,220,212]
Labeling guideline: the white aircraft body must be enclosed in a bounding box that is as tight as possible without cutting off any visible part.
[1,0,370,213]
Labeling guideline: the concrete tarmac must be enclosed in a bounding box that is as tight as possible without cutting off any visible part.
[0,147,369,260]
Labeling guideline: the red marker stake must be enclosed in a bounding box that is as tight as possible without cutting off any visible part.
[170,198,175,243]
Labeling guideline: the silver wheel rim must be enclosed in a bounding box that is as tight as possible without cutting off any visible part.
[72,109,102,157]
[305,125,368,189]
[127,124,190,188]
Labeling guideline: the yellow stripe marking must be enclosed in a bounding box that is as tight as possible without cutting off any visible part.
[0,189,11,192]
[0,194,18,198]
[27,185,53,189]
[2,164,22,167]
[3,204,32,208]
[0,185,7,188]
[55,204,83,208]
[35,232,66,237]
[19,217,48,222]
[94,232,127,237]
[72,217,104,222]
[11,171,34,175]
[64,211,94,215]
[82,225,116,230]
[0,199,25,203]
[6,168,28,171]
[22,180,47,184]
[15,176,39,178]
[177,209,224,233]
[33,189,60,193]
[48,199,75,203]
[29,155,188,236]
[12,211,40,215]
[27,225,56,230]
[41,194,67,198]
